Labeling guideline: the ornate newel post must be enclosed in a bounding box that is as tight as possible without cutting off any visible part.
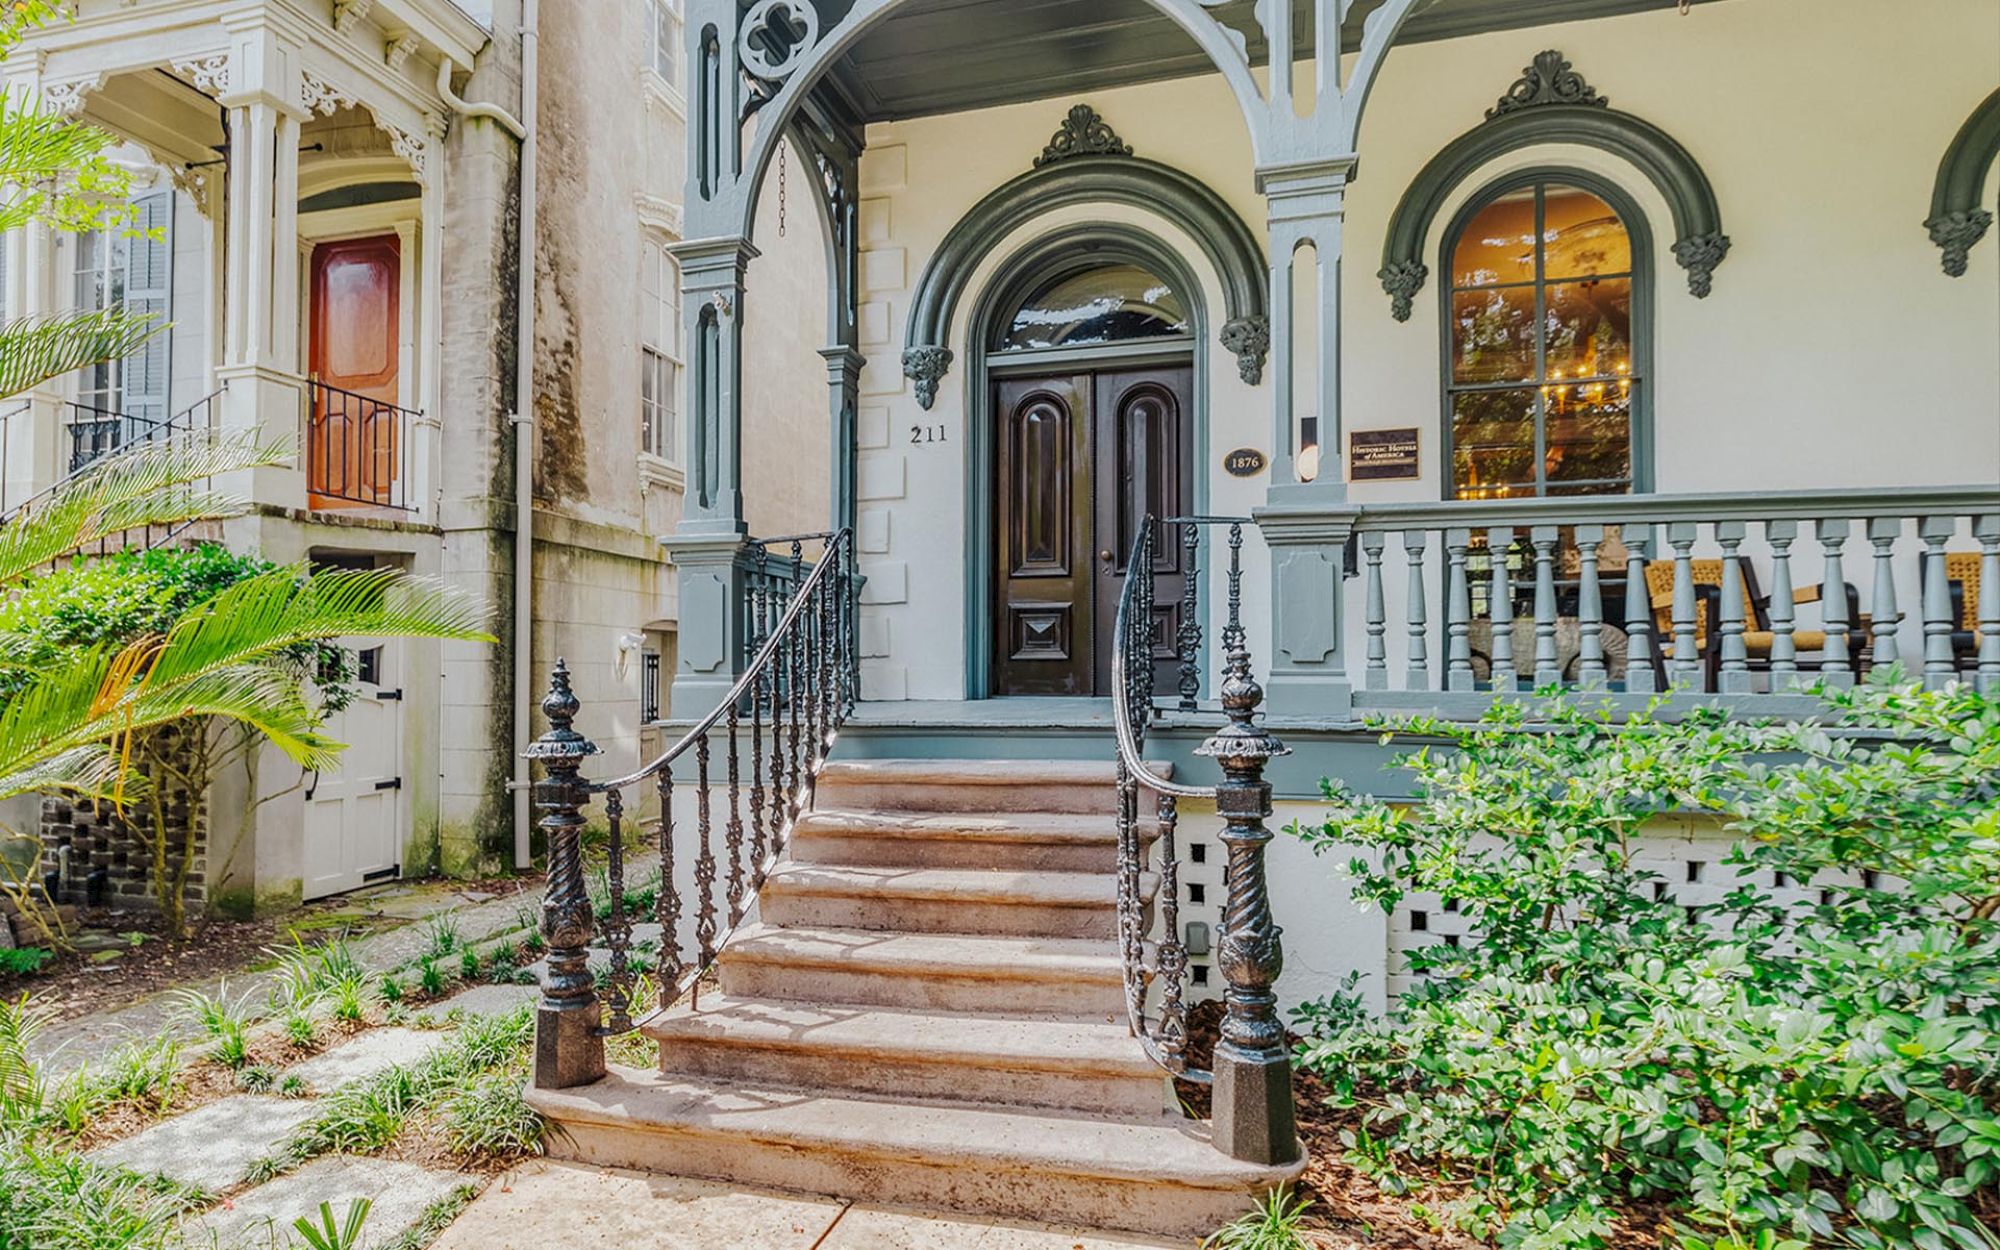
[526,659,605,1089]
[1196,630,1297,1165]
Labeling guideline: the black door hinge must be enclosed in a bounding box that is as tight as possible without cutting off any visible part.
[374,777,403,791]
[377,689,404,701]
[362,864,400,883]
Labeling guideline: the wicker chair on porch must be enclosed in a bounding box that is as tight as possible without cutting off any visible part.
[1644,560,1861,688]
[1942,552,1985,669]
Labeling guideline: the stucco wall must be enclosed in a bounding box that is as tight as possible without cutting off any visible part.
[842,0,2000,704]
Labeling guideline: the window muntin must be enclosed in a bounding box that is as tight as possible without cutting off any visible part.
[72,228,129,413]
[647,0,680,87]
[997,263,1190,352]
[640,236,681,463]
[1446,182,1637,499]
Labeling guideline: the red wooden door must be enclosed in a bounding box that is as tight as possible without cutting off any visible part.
[308,235,400,509]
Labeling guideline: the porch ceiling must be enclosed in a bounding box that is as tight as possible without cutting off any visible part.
[821,0,1728,122]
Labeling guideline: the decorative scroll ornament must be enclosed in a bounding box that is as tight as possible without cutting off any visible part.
[41,80,89,117]
[1035,104,1134,167]
[1487,50,1609,119]
[1378,259,1429,323]
[738,0,819,82]
[381,122,427,175]
[902,346,953,410]
[1926,208,1993,278]
[171,55,231,96]
[1219,314,1270,385]
[332,0,375,34]
[300,71,358,116]
[1670,231,1731,299]
[170,164,217,215]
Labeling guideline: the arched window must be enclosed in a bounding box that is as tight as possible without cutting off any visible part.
[1444,177,1645,499]
[996,263,1190,352]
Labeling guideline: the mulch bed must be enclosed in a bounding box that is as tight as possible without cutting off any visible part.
[0,875,530,1024]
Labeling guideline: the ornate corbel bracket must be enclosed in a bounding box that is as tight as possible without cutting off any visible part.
[300,70,358,116]
[170,54,231,97]
[1926,209,1994,278]
[1219,315,1269,385]
[333,0,376,35]
[1487,50,1609,118]
[902,346,953,411]
[1670,232,1731,299]
[1377,260,1428,323]
[385,33,422,73]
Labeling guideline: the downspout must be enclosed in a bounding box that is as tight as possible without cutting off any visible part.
[437,6,535,872]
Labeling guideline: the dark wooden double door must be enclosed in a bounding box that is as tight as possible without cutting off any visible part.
[992,365,1193,697]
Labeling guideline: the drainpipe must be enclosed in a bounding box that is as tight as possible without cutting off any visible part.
[438,2,536,872]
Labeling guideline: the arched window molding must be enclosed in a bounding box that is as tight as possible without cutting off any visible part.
[1438,168,1655,498]
[1378,50,1728,322]
[1926,87,2000,277]
[902,108,1266,409]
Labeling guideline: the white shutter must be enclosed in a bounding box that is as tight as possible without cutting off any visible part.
[122,192,173,428]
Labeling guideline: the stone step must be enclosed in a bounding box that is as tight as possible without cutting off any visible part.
[718,923,1128,1015]
[643,995,1167,1117]
[758,863,1150,939]
[789,809,1150,873]
[528,1065,1302,1241]
[812,759,1148,816]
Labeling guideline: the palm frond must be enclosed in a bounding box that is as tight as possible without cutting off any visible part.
[0,309,163,403]
[126,664,344,771]
[143,566,493,695]
[0,429,289,581]
[0,744,130,803]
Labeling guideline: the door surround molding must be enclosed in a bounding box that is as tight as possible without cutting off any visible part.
[962,222,1211,699]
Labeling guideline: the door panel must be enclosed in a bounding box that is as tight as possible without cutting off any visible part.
[302,639,405,899]
[992,365,1193,697]
[1093,367,1194,695]
[994,376,1093,695]
[308,235,401,510]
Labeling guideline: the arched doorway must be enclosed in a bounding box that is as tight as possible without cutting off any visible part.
[972,232,1202,697]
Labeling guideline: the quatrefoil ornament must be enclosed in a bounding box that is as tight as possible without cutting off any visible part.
[739,0,820,83]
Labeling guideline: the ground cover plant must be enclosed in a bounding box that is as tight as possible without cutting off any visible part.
[1289,682,2000,1250]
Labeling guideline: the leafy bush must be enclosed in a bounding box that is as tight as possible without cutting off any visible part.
[0,948,53,976]
[1290,684,2000,1250]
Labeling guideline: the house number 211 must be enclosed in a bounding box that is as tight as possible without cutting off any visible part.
[910,424,947,445]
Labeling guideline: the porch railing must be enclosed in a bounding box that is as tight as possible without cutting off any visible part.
[526,529,858,1086]
[1112,514,1298,1167]
[1339,488,2000,699]
[305,378,418,511]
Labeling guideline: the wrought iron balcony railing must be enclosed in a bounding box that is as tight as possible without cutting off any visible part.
[305,378,418,511]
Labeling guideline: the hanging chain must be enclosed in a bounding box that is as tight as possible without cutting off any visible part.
[778,139,788,237]
[1678,0,1691,12]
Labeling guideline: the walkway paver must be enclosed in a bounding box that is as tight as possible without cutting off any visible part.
[181,1156,464,1249]
[418,982,538,1021]
[87,1096,318,1192]
[284,1027,450,1092]
[425,1160,1192,1250]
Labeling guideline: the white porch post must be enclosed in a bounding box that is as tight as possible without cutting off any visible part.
[215,14,308,508]
[1256,159,1357,719]
[2,69,73,509]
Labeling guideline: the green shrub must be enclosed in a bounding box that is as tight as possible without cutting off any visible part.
[441,1068,544,1160]
[167,982,256,1069]
[1202,1189,1313,1250]
[1290,684,2000,1250]
[0,948,53,976]
[0,1143,209,1250]
[417,958,446,998]
[458,947,480,982]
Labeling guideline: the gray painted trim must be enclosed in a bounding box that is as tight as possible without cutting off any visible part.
[1435,168,1656,497]
[960,222,1213,700]
[1379,102,1730,319]
[902,155,1268,408]
[1926,87,2000,277]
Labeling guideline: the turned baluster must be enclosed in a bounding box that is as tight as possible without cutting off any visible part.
[1446,528,1474,693]
[1177,522,1203,711]
[1489,527,1517,693]
[1716,521,1751,694]
[1575,524,1606,688]
[1667,522,1701,690]
[1816,519,1854,687]
[1919,516,1957,690]
[1155,792,1188,1073]
[694,731,717,972]
[528,660,604,1089]
[1868,518,1902,678]
[1403,531,1430,691]
[1531,525,1560,689]
[1765,521,1799,684]
[1978,515,2000,696]
[1362,532,1388,690]
[1622,529,1656,694]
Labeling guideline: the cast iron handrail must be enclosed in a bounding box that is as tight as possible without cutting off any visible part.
[531,528,857,1042]
[305,378,420,511]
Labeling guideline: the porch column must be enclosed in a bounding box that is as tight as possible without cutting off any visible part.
[1255,159,1356,719]
[215,17,307,508]
[662,236,757,711]
[2,67,70,508]
[821,346,862,535]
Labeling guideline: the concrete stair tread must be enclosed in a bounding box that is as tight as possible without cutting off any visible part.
[817,759,1164,788]
[796,809,1150,843]
[724,923,1125,980]
[763,863,1147,907]
[529,1064,1294,1193]
[643,994,1150,1076]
